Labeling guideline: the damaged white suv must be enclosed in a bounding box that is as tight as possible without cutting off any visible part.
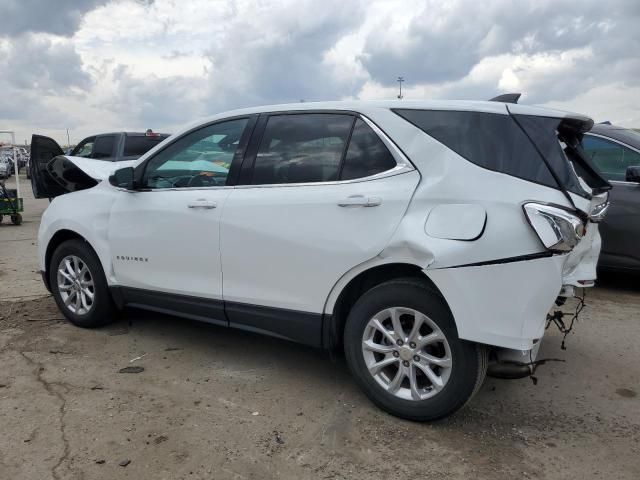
[30,100,610,421]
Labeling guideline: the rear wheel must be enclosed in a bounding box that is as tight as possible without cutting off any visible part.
[50,239,115,328]
[344,278,487,421]
[10,214,21,225]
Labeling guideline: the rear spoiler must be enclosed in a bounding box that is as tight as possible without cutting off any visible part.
[489,93,521,104]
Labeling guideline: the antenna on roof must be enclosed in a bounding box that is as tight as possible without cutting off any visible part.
[489,93,521,104]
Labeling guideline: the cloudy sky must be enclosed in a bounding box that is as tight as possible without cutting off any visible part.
[1,0,639,145]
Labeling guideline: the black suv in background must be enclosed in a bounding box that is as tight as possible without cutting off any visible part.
[582,123,640,272]
[69,131,170,162]
[30,130,171,195]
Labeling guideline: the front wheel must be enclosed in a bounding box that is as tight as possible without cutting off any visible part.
[50,239,115,328]
[344,278,487,421]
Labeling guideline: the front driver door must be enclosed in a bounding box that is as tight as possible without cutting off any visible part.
[583,134,640,269]
[108,117,252,318]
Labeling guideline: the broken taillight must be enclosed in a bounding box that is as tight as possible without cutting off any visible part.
[523,203,585,252]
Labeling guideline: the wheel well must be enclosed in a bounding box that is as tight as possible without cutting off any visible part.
[44,230,88,289]
[324,263,445,350]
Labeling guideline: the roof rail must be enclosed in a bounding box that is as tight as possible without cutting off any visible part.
[489,93,521,104]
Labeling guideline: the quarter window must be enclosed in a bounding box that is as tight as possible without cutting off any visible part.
[582,135,640,181]
[394,109,560,189]
[144,118,248,188]
[251,114,353,185]
[340,119,397,180]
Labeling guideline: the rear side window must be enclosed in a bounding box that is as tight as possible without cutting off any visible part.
[251,114,353,184]
[394,109,558,189]
[123,135,167,157]
[340,119,397,180]
[92,136,115,159]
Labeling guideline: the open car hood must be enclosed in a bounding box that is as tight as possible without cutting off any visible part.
[46,156,138,195]
[30,133,138,199]
[34,155,138,199]
[60,156,138,181]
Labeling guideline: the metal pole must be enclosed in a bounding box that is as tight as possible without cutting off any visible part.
[66,129,71,149]
[11,132,20,200]
[397,76,404,99]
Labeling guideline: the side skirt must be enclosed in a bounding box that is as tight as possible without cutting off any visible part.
[226,301,322,347]
[110,287,323,347]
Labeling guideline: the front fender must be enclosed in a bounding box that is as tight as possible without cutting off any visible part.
[38,187,117,283]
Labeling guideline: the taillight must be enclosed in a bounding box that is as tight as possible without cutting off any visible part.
[588,193,609,223]
[523,203,585,252]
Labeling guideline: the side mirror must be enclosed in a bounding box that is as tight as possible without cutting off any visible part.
[625,166,640,183]
[109,167,135,189]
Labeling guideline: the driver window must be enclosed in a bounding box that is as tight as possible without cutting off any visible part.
[143,118,248,189]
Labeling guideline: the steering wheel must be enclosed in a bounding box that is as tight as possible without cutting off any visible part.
[187,172,218,188]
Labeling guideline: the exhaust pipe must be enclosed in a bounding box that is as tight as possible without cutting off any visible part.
[487,361,532,380]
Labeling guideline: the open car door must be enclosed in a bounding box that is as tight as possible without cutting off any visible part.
[30,134,67,199]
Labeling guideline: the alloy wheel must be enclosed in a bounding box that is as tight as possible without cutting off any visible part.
[361,307,453,401]
[56,255,95,315]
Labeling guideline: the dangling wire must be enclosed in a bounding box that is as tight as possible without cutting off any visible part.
[546,288,586,350]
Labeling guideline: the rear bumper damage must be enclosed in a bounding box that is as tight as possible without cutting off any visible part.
[426,254,566,352]
[425,219,601,354]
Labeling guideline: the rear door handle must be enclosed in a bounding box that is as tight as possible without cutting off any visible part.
[187,199,217,209]
[337,195,382,207]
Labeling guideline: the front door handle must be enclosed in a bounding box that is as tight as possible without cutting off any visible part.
[187,199,217,209]
[337,195,382,207]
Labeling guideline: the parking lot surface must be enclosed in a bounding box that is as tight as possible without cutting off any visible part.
[1,174,639,479]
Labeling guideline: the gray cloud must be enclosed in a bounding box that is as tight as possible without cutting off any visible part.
[0,34,92,93]
[2,0,640,144]
[99,0,367,129]
[202,0,366,109]
[0,0,109,37]
[102,64,207,127]
[360,0,640,100]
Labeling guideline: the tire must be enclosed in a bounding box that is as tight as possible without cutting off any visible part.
[344,278,487,421]
[49,239,115,328]
[10,214,22,225]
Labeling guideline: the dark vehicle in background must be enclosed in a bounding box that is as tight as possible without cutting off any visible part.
[582,123,640,271]
[68,131,170,162]
[29,130,170,198]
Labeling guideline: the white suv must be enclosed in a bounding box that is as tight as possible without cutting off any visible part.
[30,100,610,421]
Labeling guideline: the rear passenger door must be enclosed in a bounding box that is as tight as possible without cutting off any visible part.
[220,112,420,344]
